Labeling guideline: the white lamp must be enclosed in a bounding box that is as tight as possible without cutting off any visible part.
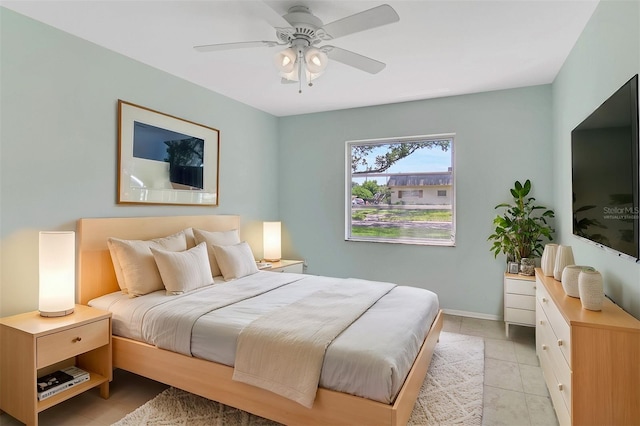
[39,231,75,317]
[263,222,281,262]
[304,47,328,74]
[274,47,297,74]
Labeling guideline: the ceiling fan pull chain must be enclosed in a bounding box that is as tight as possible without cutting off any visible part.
[298,49,303,93]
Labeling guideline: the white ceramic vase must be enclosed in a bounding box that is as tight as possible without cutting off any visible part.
[578,270,604,311]
[541,244,558,277]
[561,265,595,298]
[553,245,575,281]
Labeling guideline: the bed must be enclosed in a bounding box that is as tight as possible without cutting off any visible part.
[77,215,443,426]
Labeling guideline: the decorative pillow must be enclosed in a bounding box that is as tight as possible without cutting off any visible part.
[193,228,241,277]
[151,242,212,295]
[212,241,259,281]
[107,231,188,297]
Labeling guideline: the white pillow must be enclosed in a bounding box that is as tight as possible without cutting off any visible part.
[107,231,187,296]
[193,228,240,277]
[151,242,213,295]
[212,241,259,281]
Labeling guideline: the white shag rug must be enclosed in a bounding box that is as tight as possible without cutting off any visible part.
[113,332,484,426]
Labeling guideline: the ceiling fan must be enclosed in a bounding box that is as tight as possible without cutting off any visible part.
[194,3,400,92]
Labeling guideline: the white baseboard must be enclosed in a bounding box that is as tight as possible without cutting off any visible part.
[442,309,501,321]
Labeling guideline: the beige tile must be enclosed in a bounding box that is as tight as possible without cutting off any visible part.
[526,394,559,426]
[514,339,540,366]
[482,385,530,426]
[484,358,523,392]
[461,317,508,340]
[442,313,462,332]
[484,338,517,362]
[519,364,548,397]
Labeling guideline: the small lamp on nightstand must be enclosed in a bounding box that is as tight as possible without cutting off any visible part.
[263,221,281,262]
[39,231,75,317]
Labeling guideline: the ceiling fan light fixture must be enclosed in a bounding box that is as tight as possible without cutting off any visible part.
[304,47,328,74]
[274,47,297,73]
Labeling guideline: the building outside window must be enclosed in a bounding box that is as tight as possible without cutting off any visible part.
[346,134,455,246]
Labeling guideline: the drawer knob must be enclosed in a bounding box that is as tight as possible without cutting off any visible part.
[557,339,563,346]
[72,337,82,343]
[541,344,548,350]
[558,383,564,391]
[539,320,544,325]
[542,297,548,303]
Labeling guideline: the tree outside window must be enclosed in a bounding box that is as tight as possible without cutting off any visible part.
[346,134,455,246]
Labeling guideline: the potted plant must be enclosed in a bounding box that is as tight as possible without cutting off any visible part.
[488,179,555,275]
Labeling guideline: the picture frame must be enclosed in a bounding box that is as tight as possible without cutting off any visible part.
[507,261,520,274]
[117,100,220,206]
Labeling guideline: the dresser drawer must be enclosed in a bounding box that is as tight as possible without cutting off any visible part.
[536,302,572,411]
[539,348,571,426]
[505,278,536,296]
[505,293,535,310]
[536,279,572,366]
[37,319,109,368]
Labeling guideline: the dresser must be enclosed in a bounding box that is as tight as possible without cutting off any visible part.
[535,269,640,426]
[503,272,536,337]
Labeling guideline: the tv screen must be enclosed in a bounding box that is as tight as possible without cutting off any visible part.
[571,74,639,261]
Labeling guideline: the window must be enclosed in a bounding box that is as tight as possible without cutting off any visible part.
[346,134,455,246]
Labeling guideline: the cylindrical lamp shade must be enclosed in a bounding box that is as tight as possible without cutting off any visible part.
[39,231,75,317]
[263,222,281,262]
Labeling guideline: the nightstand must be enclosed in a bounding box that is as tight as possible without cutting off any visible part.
[504,272,536,337]
[263,260,304,273]
[0,305,112,426]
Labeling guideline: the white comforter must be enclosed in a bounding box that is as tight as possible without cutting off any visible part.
[89,271,439,404]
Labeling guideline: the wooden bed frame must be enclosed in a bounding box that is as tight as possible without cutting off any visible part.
[77,215,443,426]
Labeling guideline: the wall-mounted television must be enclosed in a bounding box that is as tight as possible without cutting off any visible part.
[571,74,639,262]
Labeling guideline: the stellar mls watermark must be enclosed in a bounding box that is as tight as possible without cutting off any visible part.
[603,206,640,220]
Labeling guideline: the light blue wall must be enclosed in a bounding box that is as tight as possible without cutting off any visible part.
[4,1,636,321]
[0,9,280,316]
[278,87,554,317]
[551,0,640,319]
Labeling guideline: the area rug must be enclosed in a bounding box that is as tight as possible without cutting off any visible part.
[113,331,484,426]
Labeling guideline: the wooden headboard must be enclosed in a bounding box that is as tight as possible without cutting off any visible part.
[77,215,240,304]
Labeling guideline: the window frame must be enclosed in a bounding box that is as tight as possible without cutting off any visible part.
[345,133,456,246]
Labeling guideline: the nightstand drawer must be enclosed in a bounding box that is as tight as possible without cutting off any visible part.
[271,263,303,273]
[505,278,536,295]
[505,307,535,325]
[505,293,535,310]
[37,319,109,368]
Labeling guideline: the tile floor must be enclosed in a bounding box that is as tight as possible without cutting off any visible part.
[0,314,559,426]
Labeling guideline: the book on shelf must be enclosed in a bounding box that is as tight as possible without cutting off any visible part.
[37,366,90,401]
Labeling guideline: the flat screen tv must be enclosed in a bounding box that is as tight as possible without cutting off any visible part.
[571,74,639,262]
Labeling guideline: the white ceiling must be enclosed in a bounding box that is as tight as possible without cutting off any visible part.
[1,0,599,117]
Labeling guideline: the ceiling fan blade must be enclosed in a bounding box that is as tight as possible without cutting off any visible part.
[320,4,399,41]
[194,40,280,52]
[254,1,295,29]
[322,46,386,74]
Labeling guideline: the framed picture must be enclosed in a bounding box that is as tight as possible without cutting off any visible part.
[507,261,520,274]
[117,100,220,206]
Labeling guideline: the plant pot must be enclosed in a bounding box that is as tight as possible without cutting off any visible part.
[561,265,595,298]
[553,245,574,281]
[541,244,558,276]
[519,258,535,276]
[578,270,604,311]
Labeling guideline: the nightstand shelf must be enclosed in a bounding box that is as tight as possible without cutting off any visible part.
[37,372,109,411]
[0,305,112,426]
